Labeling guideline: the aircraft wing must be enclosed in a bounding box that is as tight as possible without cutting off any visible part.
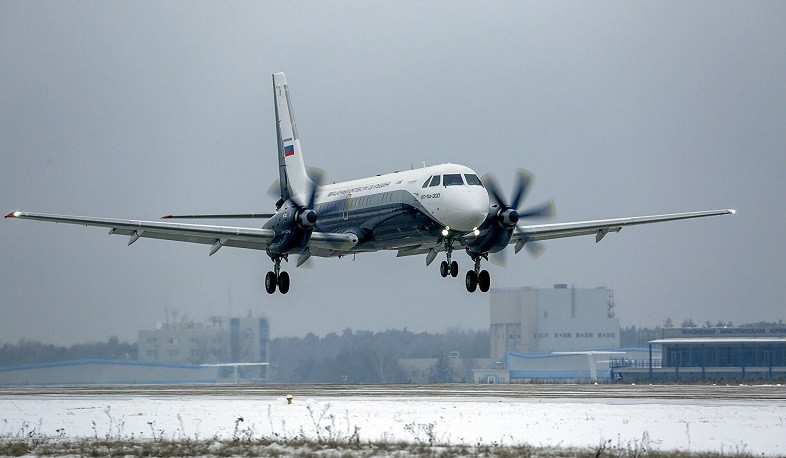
[6,211,276,252]
[6,210,360,255]
[512,209,735,246]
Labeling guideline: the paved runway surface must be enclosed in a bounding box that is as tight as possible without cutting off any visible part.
[1,383,784,400]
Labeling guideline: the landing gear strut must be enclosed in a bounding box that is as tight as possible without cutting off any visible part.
[466,255,490,293]
[265,257,290,294]
[438,238,459,278]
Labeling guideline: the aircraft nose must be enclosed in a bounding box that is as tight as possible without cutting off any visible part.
[444,187,489,232]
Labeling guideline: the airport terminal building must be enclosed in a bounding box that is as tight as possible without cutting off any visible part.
[611,326,786,382]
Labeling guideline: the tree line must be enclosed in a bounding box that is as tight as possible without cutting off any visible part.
[0,327,490,384]
[270,327,489,383]
[0,337,137,366]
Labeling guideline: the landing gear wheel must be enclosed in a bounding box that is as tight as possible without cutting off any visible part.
[277,271,290,294]
[478,270,490,292]
[450,261,459,278]
[265,271,277,294]
[440,261,449,278]
[465,270,478,292]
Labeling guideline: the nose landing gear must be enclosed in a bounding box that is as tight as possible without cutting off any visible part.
[465,255,490,293]
[265,256,290,294]
[440,260,459,278]
[438,238,459,278]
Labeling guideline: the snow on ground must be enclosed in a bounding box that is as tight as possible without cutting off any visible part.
[1,394,783,455]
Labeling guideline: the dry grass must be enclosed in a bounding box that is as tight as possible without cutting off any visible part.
[0,436,759,457]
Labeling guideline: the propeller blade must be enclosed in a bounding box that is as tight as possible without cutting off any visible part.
[513,228,548,259]
[267,179,281,199]
[489,250,507,267]
[510,168,534,210]
[525,240,547,259]
[305,168,325,210]
[307,167,326,182]
[480,173,507,208]
[518,200,556,219]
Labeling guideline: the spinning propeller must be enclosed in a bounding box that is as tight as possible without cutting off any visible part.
[480,168,555,264]
[291,168,323,230]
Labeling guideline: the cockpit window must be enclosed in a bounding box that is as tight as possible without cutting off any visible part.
[429,175,441,187]
[443,174,464,186]
[464,174,483,186]
[422,176,432,188]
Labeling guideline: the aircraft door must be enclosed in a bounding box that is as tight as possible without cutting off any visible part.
[343,194,353,220]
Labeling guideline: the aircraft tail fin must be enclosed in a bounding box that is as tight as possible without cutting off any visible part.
[273,72,311,202]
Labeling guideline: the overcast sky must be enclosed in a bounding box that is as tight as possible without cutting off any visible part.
[1,1,784,345]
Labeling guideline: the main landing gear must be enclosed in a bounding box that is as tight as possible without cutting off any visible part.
[265,257,290,294]
[465,255,490,293]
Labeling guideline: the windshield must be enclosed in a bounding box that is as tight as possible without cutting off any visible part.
[464,174,483,186]
[443,174,464,186]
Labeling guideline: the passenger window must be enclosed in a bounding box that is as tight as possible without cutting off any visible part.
[422,176,432,188]
[429,175,441,187]
[443,174,464,186]
[464,174,483,186]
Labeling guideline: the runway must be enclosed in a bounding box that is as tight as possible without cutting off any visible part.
[1,382,784,400]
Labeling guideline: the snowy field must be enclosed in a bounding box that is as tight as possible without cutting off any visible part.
[1,386,784,455]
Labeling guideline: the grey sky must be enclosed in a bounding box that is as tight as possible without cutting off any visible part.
[1,1,784,345]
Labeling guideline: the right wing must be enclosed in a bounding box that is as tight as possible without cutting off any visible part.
[6,210,359,256]
[6,211,275,253]
[161,213,274,219]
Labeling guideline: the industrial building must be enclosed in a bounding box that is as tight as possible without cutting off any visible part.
[489,285,620,357]
[611,326,786,382]
[475,285,626,383]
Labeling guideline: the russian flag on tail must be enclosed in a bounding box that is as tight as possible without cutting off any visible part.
[284,145,295,157]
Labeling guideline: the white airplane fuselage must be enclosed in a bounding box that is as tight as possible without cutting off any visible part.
[265,163,489,256]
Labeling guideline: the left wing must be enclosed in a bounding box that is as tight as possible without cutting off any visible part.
[511,209,735,250]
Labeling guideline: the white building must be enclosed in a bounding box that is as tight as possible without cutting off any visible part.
[474,285,624,383]
[138,316,269,366]
[490,285,620,358]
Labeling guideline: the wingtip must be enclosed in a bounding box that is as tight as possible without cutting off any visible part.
[161,215,173,219]
[5,211,20,218]
[729,209,736,215]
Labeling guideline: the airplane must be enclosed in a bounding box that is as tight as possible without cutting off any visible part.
[6,72,735,294]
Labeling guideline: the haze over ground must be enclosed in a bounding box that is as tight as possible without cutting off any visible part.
[1,2,783,345]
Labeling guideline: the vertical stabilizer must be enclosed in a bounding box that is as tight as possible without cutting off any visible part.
[273,72,311,202]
